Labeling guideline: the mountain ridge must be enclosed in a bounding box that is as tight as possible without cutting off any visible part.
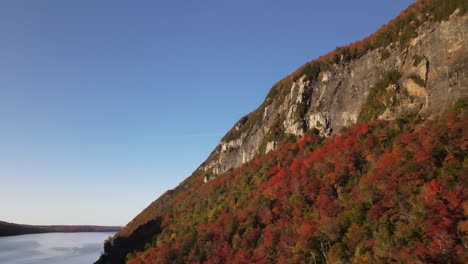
[198,0,467,177]
[97,0,467,263]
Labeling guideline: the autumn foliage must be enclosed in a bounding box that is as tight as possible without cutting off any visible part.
[124,109,467,264]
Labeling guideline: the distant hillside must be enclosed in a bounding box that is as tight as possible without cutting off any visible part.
[0,220,121,237]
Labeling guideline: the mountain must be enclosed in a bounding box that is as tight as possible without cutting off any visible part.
[97,0,467,263]
[0,220,121,237]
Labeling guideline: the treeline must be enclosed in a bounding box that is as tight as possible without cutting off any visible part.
[0,221,121,237]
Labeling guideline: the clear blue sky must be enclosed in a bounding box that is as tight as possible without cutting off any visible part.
[0,0,415,226]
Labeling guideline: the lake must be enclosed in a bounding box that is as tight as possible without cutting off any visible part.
[0,232,114,264]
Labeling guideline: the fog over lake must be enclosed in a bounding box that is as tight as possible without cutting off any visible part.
[0,232,114,264]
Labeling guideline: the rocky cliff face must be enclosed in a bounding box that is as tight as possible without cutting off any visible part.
[200,10,467,177]
[97,2,467,263]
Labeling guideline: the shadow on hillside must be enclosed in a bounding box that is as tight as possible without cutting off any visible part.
[95,217,162,264]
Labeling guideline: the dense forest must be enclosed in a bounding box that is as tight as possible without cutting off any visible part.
[122,100,467,263]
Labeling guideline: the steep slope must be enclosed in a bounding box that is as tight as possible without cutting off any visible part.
[97,0,467,263]
[128,105,467,263]
[199,0,467,177]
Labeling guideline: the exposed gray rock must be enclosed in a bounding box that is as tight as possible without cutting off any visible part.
[308,113,331,136]
[199,11,467,176]
[265,141,277,154]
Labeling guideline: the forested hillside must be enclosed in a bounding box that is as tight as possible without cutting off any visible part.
[97,0,467,263]
[121,103,466,263]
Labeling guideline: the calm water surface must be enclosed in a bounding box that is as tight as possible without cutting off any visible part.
[0,232,114,264]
